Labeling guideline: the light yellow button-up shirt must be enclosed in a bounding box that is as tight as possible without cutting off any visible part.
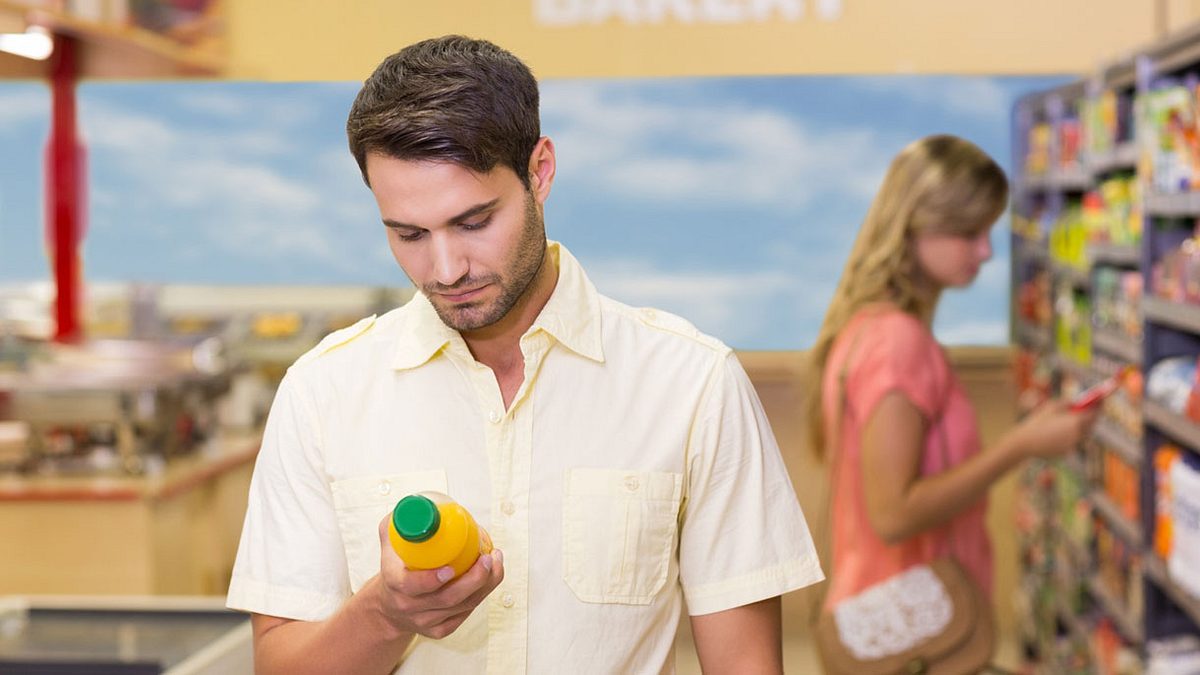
[227,242,823,674]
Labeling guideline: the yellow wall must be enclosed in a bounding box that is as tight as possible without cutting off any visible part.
[221,0,1200,81]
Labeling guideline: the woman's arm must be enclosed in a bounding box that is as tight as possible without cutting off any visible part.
[861,392,1093,543]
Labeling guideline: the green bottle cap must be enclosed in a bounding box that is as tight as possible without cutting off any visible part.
[392,494,440,543]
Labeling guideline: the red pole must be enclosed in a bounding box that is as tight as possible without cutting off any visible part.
[46,33,84,343]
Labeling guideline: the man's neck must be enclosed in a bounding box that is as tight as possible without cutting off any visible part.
[462,248,558,376]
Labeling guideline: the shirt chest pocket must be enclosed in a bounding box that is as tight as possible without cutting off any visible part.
[330,470,447,593]
[562,468,683,605]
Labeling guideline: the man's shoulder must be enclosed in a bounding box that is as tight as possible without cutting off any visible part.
[288,303,411,373]
[597,294,729,356]
[290,313,380,369]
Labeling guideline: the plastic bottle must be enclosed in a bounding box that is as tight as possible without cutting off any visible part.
[387,491,493,579]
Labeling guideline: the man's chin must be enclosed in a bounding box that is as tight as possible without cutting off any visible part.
[434,303,497,332]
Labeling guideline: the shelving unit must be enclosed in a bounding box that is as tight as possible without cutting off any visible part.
[1012,22,1200,673]
[0,0,223,79]
[0,0,225,341]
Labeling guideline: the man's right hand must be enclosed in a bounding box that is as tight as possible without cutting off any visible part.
[371,515,505,640]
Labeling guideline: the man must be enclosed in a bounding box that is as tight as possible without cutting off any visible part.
[226,35,822,674]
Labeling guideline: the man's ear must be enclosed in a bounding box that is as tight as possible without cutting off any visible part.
[528,136,556,203]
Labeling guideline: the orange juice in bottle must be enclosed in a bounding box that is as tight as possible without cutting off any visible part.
[387,491,493,578]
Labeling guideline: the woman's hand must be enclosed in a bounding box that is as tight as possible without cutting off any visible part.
[1009,399,1099,460]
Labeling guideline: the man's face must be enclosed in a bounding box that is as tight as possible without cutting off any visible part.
[366,152,548,332]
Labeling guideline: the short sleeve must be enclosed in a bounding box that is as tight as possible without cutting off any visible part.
[677,352,824,615]
[226,368,351,621]
[844,312,946,425]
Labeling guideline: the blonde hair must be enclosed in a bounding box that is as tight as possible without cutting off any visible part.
[803,134,1008,460]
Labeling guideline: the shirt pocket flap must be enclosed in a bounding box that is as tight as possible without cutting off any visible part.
[563,468,683,605]
[330,470,448,510]
[330,470,448,592]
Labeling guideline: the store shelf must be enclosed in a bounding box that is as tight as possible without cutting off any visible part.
[1055,354,1099,385]
[1090,326,1142,365]
[1050,512,1091,565]
[1086,142,1138,175]
[1088,490,1143,546]
[1144,400,1200,453]
[1058,596,1091,643]
[1015,319,1053,351]
[1022,167,1092,193]
[1087,243,1140,267]
[1086,574,1145,645]
[0,0,223,79]
[1060,530,1091,569]
[1144,191,1200,217]
[1051,261,1090,289]
[1092,418,1143,467]
[1052,167,1092,191]
[1142,554,1200,630]
[1017,236,1052,265]
[1013,24,1200,664]
[1143,296,1200,334]
[1063,452,1088,480]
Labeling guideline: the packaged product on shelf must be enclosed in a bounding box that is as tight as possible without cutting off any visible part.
[1015,349,1053,412]
[1155,233,1200,303]
[1051,201,1088,268]
[1145,356,1197,415]
[1055,289,1093,364]
[1154,445,1183,560]
[1094,618,1142,675]
[1168,454,1200,599]
[1094,176,1141,247]
[1094,267,1122,328]
[1082,90,1118,157]
[1120,271,1143,339]
[1060,117,1084,170]
[1018,269,1053,327]
[1143,85,1200,194]
[1103,451,1140,524]
[1093,268,1143,341]
[1083,190,1109,242]
[1147,635,1200,675]
[1027,122,1053,176]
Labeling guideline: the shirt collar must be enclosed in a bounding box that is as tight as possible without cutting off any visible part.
[391,240,604,370]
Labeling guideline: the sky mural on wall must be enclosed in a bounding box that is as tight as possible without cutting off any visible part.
[0,74,1068,349]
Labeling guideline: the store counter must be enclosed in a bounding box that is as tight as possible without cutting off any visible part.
[0,433,260,596]
[0,595,252,674]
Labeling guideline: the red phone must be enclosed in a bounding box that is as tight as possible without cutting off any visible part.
[1070,367,1131,411]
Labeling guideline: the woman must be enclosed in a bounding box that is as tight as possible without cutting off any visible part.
[804,134,1096,615]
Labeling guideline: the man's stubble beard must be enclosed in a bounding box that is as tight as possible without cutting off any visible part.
[428,193,547,332]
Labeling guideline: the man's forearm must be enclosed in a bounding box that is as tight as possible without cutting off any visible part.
[690,596,784,674]
[252,576,415,675]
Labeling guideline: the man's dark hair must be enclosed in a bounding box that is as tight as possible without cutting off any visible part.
[346,35,541,190]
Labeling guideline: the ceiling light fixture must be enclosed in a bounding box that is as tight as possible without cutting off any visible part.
[0,25,53,61]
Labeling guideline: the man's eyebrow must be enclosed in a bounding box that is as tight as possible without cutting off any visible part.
[382,198,501,230]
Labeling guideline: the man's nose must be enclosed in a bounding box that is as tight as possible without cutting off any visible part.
[430,233,469,287]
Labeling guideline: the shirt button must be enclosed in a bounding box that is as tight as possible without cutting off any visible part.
[377,481,391,496]
[501,592,515,608]
[624,475,640,491]
[641,308,657,321]
[501,500,515,515]
[488,411,501,424]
